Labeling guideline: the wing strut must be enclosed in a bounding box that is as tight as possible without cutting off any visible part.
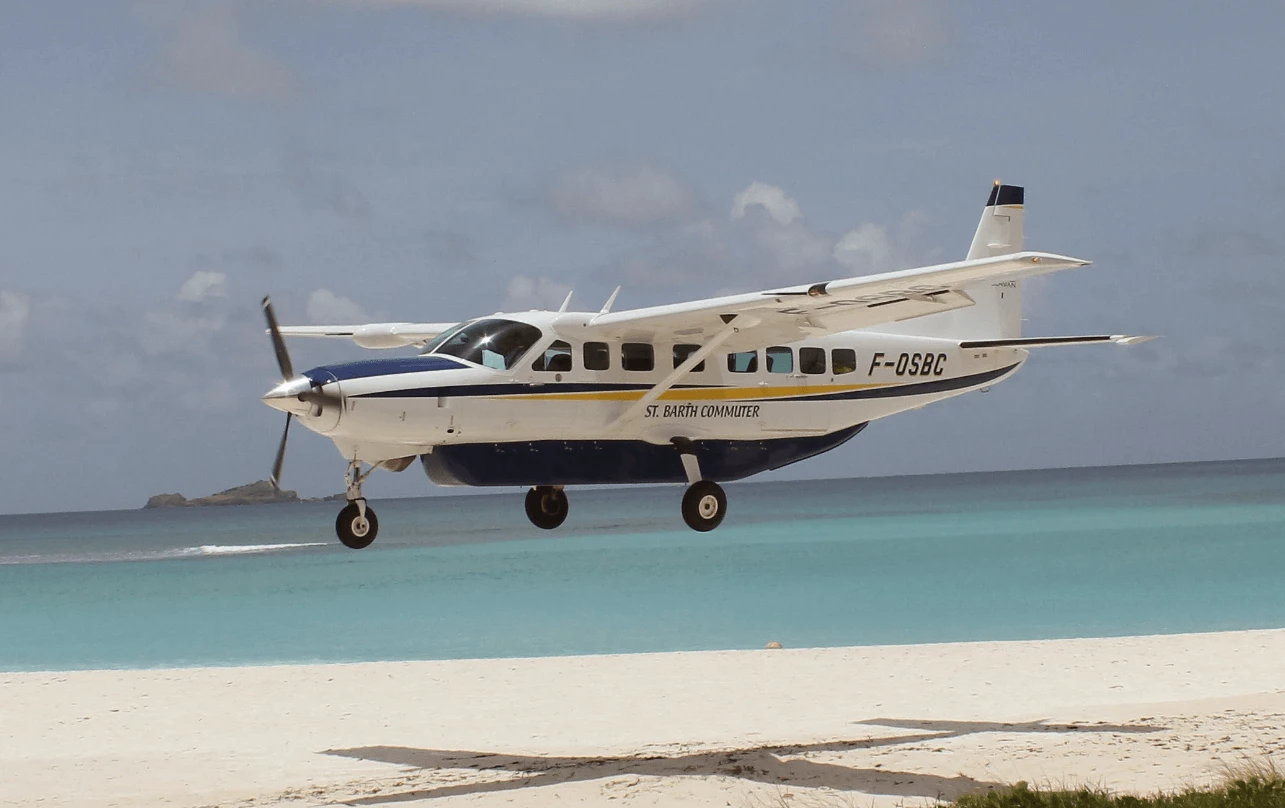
[609,316,750,430]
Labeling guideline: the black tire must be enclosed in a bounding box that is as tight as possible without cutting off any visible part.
[525,486,569,530]
[336,501,378,549]
[681,480,726,532]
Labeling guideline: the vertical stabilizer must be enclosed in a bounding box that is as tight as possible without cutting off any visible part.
[961,182,1024,338]
[968,183,1025,260]
[875,181,1026,340]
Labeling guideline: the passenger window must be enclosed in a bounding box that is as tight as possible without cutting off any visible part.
[799,347,826,375]
[766,346,793,374]
[672,344,706,373]
[584,342,610,371]
[532,340,572,372]
[727,350,758,373]
[832,348,857,375]
[621,343,655,372]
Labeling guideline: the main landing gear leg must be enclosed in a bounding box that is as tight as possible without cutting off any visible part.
[672,438,727,532]
[336,460,379,549]
[525,485,569,530]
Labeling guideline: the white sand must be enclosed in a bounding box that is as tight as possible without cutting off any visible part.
[4,629,1285,807]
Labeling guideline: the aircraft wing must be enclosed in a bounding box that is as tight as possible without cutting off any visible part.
[277,322,457,349]
[580,251,1092,350]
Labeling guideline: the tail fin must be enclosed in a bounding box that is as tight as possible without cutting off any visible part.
[876,181,1026,340]
[960,182,1025,339]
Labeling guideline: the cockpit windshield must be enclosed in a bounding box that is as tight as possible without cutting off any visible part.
[425,318,543,370]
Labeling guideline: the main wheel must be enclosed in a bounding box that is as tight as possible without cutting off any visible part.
[336,501,378,549]
[525,486,569,530]
[682,480,726,532]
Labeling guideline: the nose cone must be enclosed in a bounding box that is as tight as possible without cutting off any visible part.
[261,375,317,415]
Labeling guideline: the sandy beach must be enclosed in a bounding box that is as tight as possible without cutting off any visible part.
[3,629,1284,807]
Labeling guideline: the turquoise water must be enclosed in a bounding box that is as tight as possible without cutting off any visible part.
[2,459,1284,671]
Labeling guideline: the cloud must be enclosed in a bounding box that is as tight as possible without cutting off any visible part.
[604,179,929,297]
[838,0,950,68]
[332,0,710,21]
[177,270,229,302]
[307,289,368,323]
[730,181,802,226]
[833,223,892,271]
[144,2,296,100]
[0,291,30,362]
[503,275,572,311]
[549,164,695,228]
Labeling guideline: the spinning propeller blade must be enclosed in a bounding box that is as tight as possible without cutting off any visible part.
[270,413,292,490]
[262,296,294,381]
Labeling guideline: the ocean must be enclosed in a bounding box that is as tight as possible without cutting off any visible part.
[2,459,1284,672]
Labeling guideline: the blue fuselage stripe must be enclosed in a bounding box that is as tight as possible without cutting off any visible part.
[304,356,466,383]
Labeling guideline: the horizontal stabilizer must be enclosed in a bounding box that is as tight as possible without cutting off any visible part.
[959,335,1156,349]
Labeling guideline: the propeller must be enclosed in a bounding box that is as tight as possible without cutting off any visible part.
[271,409,292,491]
[262,296,294,491]
[261,296,343,490]
[263,295,294,380]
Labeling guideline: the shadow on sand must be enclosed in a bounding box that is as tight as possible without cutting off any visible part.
[323,718,1163,804]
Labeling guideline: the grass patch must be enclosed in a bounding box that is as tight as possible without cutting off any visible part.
[954,773,1285,808]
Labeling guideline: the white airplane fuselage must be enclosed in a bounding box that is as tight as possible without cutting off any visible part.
[268,310,1026,488]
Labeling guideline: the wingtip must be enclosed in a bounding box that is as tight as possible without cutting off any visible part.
[1111,335,1159,345]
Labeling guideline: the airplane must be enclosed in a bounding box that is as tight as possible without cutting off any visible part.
[261,182,1152,549]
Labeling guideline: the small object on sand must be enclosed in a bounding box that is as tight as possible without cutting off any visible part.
[765,641,783,649]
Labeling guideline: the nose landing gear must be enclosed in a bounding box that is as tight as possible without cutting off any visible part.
[336,461,378,549]
[525,485,569,530]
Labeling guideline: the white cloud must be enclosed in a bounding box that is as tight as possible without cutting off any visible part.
[143,2,296,100]
[749,223,832,274]
[730,181,803,226]
[334,0,709,21]
[177,270,228,303]
[307,289,368,323]
[840,0,950,68]
[0,291,30,361]
[610,182,930,294]
[833,222,893,272]
[503,275,572,311]
[549,164,694,227]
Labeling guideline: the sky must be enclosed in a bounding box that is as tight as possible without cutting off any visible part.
[2,0,1284,514]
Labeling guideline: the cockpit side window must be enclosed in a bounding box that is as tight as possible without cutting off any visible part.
[432,318,543,370]
[419,325,466,355]
[532,340,572,372]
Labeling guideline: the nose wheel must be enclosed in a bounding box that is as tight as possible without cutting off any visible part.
[525,485,569,530]
[336,499,378,549]
[334,460,379,549]
[682,480,726,532]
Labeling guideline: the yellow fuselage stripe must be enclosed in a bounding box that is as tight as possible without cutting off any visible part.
[496,381,891,403]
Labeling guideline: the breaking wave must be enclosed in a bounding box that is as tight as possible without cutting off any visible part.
[0,542,330,566]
